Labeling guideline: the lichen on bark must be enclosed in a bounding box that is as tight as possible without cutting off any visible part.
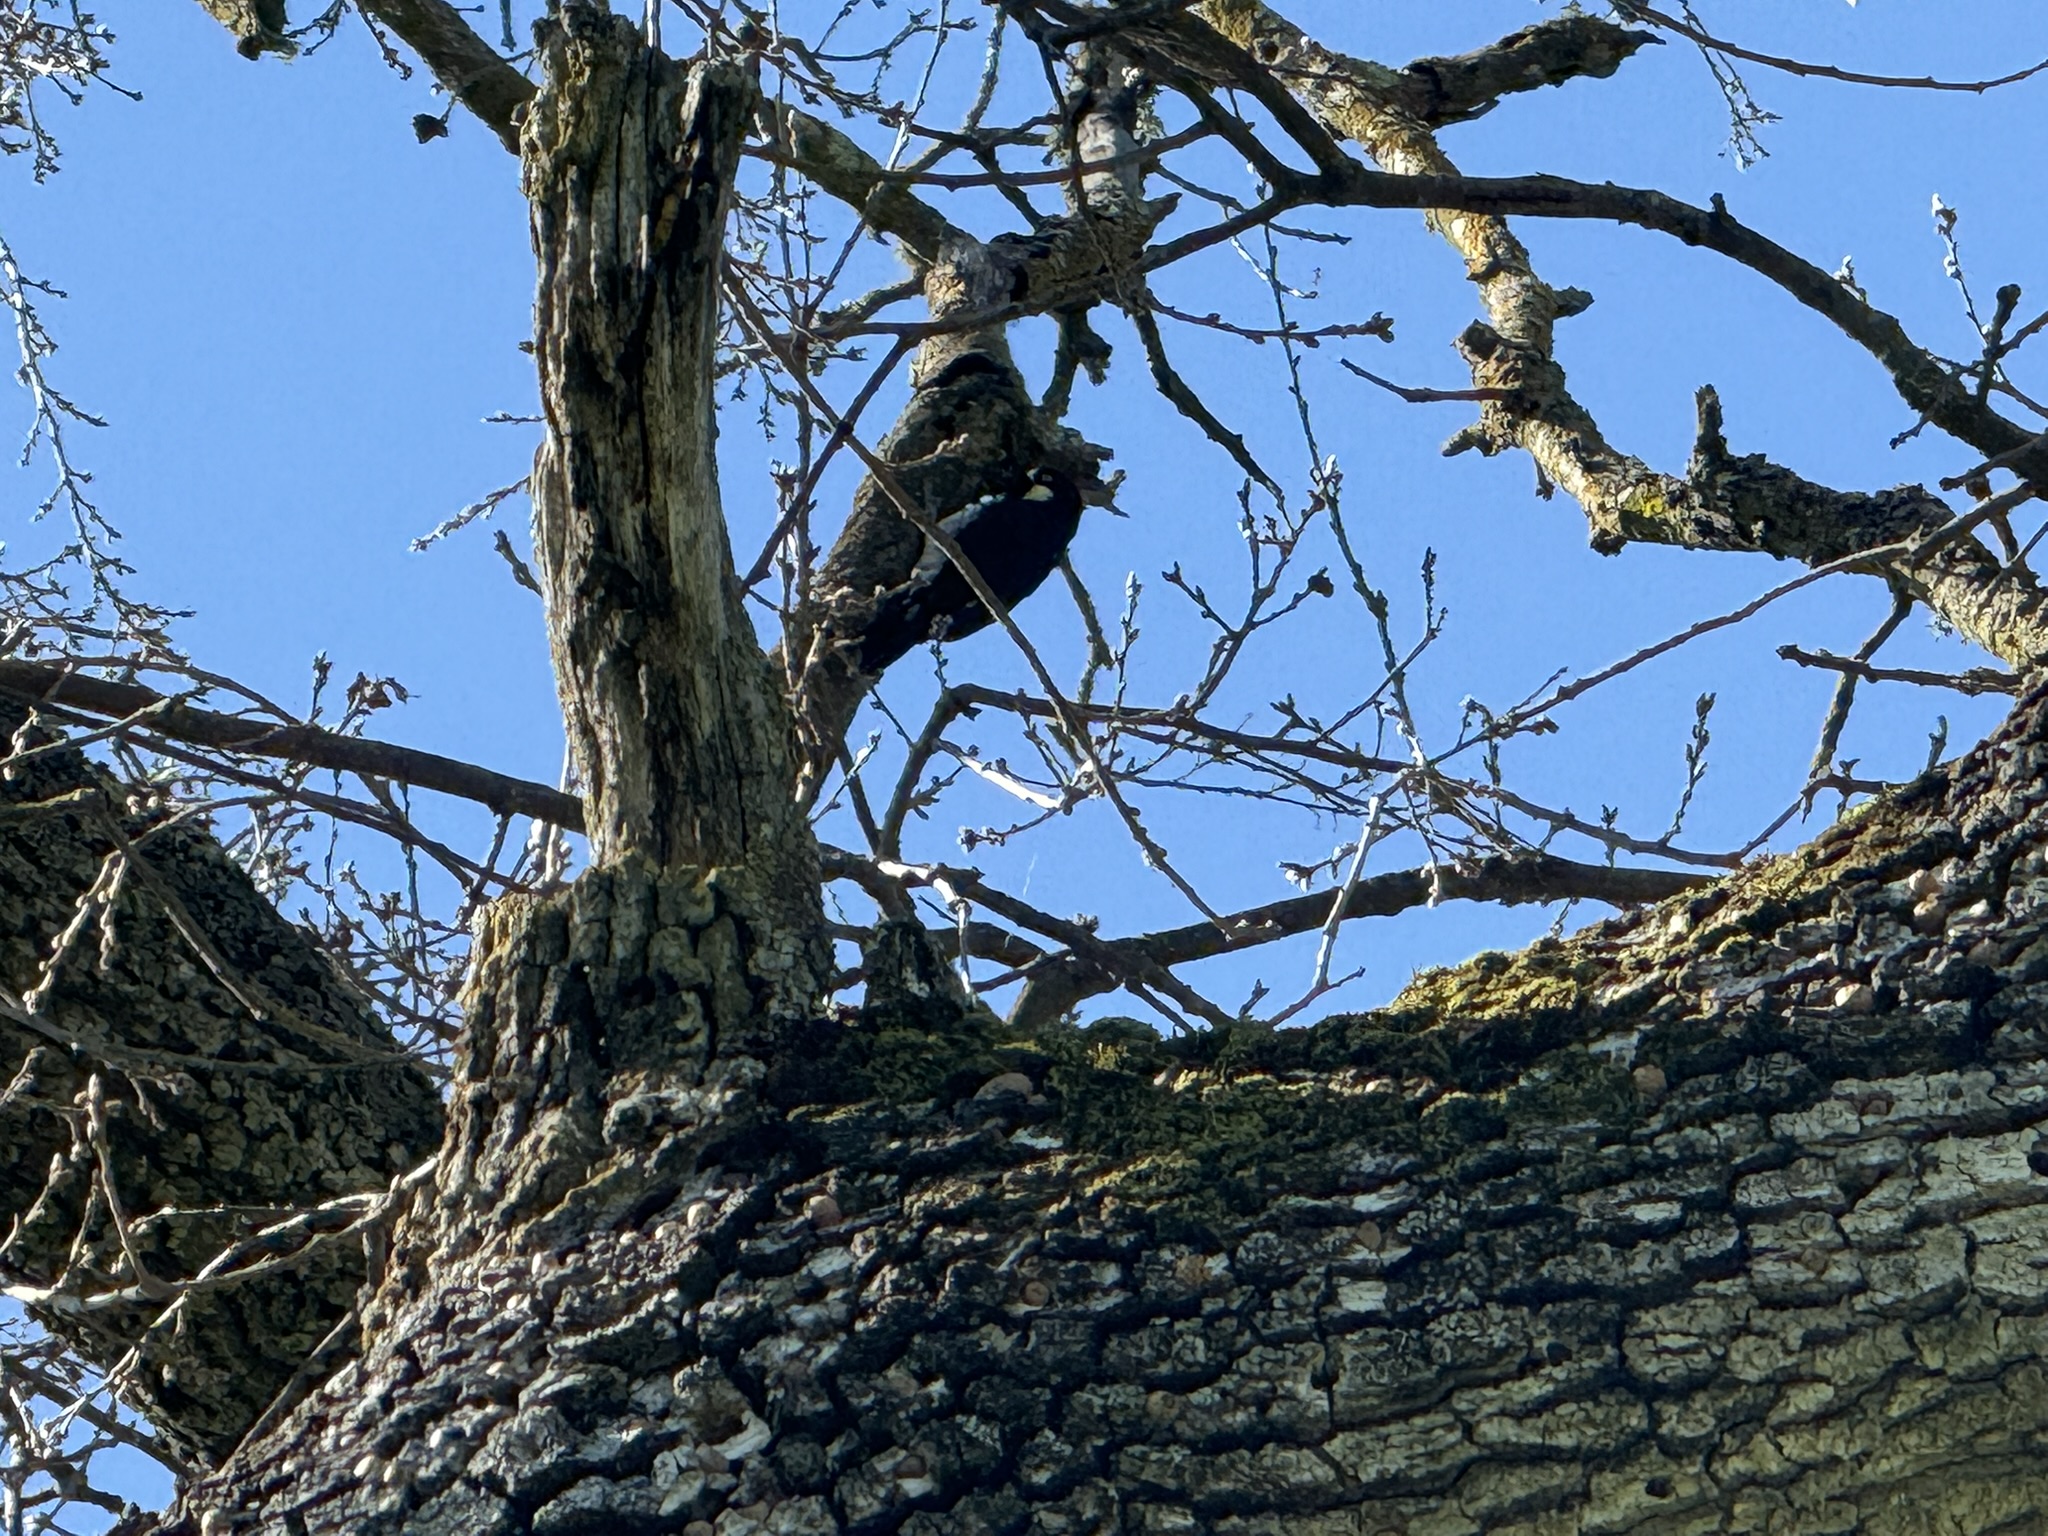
[154,676,2048,1533]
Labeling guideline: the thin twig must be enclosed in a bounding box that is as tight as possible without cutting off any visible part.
[1777,645,2018,697]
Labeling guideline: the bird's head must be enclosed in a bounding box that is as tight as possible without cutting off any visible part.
[1026,464,1128,518]
[1020,468,1063,504]
[1021,465,1125,518]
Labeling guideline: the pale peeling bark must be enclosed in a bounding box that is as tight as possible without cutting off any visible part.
[1198,1,2048,666]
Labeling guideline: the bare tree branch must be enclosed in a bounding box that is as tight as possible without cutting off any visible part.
[354,0,532,152]
[0,659,582,828]
[1778,646,2021,698]
[1616,2,2048,94]
[197,0,538,150]
[1189,1,2048,664]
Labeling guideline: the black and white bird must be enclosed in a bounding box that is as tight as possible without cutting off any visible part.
[856,468,1085,675]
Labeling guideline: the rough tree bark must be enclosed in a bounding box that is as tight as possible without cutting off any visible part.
[0,709,444,1472]
[0,4,2040,1533]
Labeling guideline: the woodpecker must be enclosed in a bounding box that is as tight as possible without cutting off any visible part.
[856,468,1085,675]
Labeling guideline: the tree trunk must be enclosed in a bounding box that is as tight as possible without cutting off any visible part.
[81,9,2048,1533]
[158,679,2048,1535]
[0,706,444,1472]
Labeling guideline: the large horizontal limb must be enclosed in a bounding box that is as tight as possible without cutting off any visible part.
[0,706,444,1468]
[168,661,2048,1534]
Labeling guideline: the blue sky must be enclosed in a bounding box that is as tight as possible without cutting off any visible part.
[8,0,2047,1029]
[7,0,2048,1516]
